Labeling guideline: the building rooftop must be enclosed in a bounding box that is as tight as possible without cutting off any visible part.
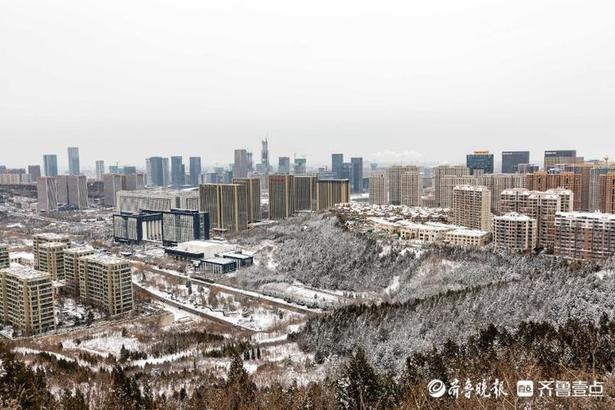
[33,233,70,241]
[40,242,70,249]
[63,246,95,255]
[203,257,237,265]
[80,254,129,265]
[453,185,490,192]
[445,228,490,237]
[556,212,615,221]
[495,212,534,221]
[1,265,50,280]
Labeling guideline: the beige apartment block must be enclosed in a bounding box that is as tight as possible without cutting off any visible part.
[78,254,133,315]
[493,212,538,252]
[452,185,492,231]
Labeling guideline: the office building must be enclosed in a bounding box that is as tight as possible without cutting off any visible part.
[388,165,419,205]
[554,212,615,260]
[502,151,530,173]
[95,160,105,180]
[67,147,80,175]
[43,154,58,177]
[189,157,202,186]
[113,210,163,243]
[0,245,8,269]
[369,170,387,205]
[117,189,200,212]
[37,242,70,280]
[233,149,251,179]
[78,255,133,315]
[28,165,41,181]
[433,165,470,207]
[332,154,344,179]
[161,209,210,246]
[261,138,270,174]
[278,157,291,174]
[63,247,95,295]
[233,177,262,222]
[0,266,55,336]
[294,175,318,211]
[199,184,248,232]
[544,150,582,171]
[466,151,494,175]
[37,177,58,212]
[492,212,537,252]
[123,173,145,191]
[400,168,422,207]
[146,156,167,187]
[294,157,307,175]
[269,175,295,219]
[350,157,363,193]
[317,179,350,210]
[600,173,615,214]
[171,156,186,187]
[452,185,492,231]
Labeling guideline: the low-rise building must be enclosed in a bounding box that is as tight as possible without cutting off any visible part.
[443,228,490,247]
[201,258,237,274]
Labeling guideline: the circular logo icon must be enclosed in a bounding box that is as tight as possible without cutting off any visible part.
[427,379,446,398]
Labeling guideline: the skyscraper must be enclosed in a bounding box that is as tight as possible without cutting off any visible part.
[28,165,41,181]
[268,175,295,219]
[544,150,582,171]
[189,157,202,186]
[294,175,318,211]
[350,157,363,193]
[369,170,387,205]
[293,157,307,175]
[501,151,530,173]
[400,169,422,206]
[199,183,249,232]
[233,177,262,222]
[452,185,492,231]
[147,157,166,187]
[278,157,290,174]
[433,165,470,207]
[67,147,80,175]
[317,180,350,210]
[261,138,270,174]
[466,151,494,175]
[43,154,58,177]
[332,154,344,179]
[95,161,105,180]
[388,165,419,205]
[171,156,185,187]
[233,149,251,178]
[37,177,58,212]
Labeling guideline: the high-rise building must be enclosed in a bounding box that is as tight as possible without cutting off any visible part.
[400,169,422,207]
[43,154,58,177]
[117,189,200,212]
[66,175,88,209]
[233,149,251,179]
[124,173,145,191]
[562,163,593,211]
[294,175,318,211]
[492,212,537,252]
[499,188,573,250]
[317,180,350,210]
[554,212,615,260]
[452,185,492,231]
[32,233,70,270]
[161,209,210,246]
[388,166,419,205]
[95,161,105,180]
[37,242,70,280]
[590,165,615,211]
[199,184,248,232]
[67,147,80,175]
[600,173,615,214]
[0,266,55,336]
[103,173,126,207]
[233,178,261,222]
[294,157,307,175]
[369,170,387,205]
[332,154,344,179]
[78,255,133,315]
[278,157,291,174]
[517,163,540,174]
[433,165,470,207]
[501,151,530,173]
[147,157,167,187]
[63,247,95,295]
[350,157,363,193]
[526,171,582,210]
[268,175,295,219]
[37,177,58,212]
[466,151,494,175]
[544,150,582,171]
[171,156,186,187]
[0,245,8,269]
[28,165,41,181]
[189,157,202,187]
[261,138,270,174]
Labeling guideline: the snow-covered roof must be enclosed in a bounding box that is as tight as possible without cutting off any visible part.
[33,233,70,241]
[556,211,615,221]
[40,242,69,249]
[80,254,128,265]
[494,212,534,221]
[453,184,490,192]
[1,265,49,280]
[445,228,490,237]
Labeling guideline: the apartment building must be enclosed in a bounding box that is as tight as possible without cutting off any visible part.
[400,169,422,207]
[526,171,582,210]
[268,175,295,219]
[294,175,318,211]
[388,166,419,205]
[117,189,200,212]
[600,173,615,214]
[199,183,248,232]
[452,185,492,231]
[33,233,70,269]
[433,165,470,207]
[0,266,55,336]
[554,212,615,260]
[37,176,58,212]
[0,245,8,269]
[232,177,262,222]
[38,242,70,280]
[492,212,537,252]
[63,247,95,295]
[317,179,350,211]
[368,170,387,205]
[78,254,133,315]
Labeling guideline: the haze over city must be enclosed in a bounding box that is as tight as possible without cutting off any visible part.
[2,0,614,168]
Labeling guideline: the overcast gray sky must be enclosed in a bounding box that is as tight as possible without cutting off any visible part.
[1,0,614,171]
